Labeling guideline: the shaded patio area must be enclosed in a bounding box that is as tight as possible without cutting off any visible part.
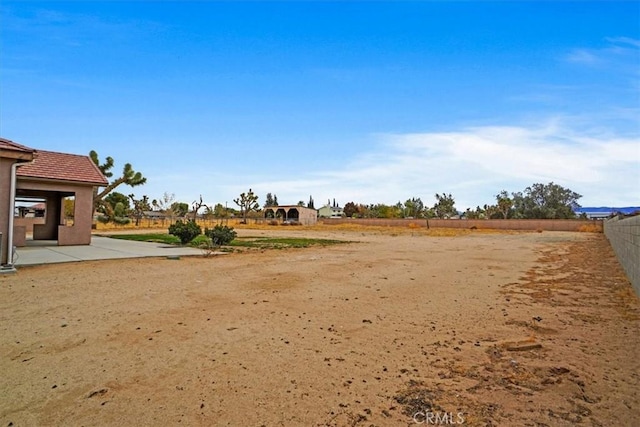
[14,236,205,266]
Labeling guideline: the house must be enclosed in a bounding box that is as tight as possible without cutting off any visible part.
[1,138,108,268]
[263,205,318,225]
[16,202,46,218]
[317,200,344,218]
[143,210,167,220]
[574,207,640,220]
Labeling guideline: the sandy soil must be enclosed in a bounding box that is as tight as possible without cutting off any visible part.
[1,227,638,426]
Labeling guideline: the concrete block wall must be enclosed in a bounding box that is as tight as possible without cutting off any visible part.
[319,218,603,232]
[604,215,640,296]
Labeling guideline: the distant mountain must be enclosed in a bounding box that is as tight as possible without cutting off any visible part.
[574,207,640,218]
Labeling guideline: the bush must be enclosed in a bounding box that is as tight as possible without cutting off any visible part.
[113,216,131,225]
[190,234,211,247]
[169,220,202,244]
[97,214,111,224]
[96,214,130,225]
[578,223,603,233]
[205,224,237,246]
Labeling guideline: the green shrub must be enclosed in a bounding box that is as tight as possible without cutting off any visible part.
[168,220,202,245]
[204,224,237,246]
[190,234,212,247]
[113,216,131,225]
[97,214,111,224]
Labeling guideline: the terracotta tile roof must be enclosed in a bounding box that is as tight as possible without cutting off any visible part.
[17,150,108,186]
[0,137,35,153]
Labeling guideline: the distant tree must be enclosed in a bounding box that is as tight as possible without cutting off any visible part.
[483,204,500,219]
[404,197,425,218]
[374,203,402,218]
[171,202,189,218]
[90,151,146,212]
[63,198,75,219]
[152,192,176,219]
[113,202,127,218]
[464,207,483,219]
[495,190,513,219]
[212,203,228,219]
[357,204,374,218]
[297,200,306,207]
[343,202,358,218]
[203,205,215,221]
[513,182,582,219]
[264,193,278,208]
[129,194,151,226]
[100,191,131,220]
[105,192,130,211]
[423,207,437,219]
[433,193,457,218]
[191,195,209,221]
[307,196,315,210]
[234,188,260,223]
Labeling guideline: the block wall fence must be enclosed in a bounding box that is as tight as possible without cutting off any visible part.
[318,218,602,232]
[604,215,640,296]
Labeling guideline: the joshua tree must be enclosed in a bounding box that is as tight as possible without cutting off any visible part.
[234,188,259,224]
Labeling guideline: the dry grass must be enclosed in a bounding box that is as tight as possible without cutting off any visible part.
[577,223,603,233]
[95,218,598,238]
[95,220,538,238]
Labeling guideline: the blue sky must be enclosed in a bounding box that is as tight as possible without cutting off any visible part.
[1,1,639,210]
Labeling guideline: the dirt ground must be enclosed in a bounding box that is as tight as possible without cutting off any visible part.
[1,227,638,426]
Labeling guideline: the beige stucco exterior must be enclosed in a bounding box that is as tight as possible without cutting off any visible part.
[1,157,16,264]
[0,147,35,265]
[15,178,96,246]
[264,205,318,225]
[1,138,106,266]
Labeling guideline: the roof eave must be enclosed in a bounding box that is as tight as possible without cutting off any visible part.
[0,149,35,162]
[16,175,108,187]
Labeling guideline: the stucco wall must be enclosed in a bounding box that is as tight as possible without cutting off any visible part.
[604,215,640,296]
[297,207,318,225]
[17,179,96,246]
[0,158,14,264]
[13,217,46,233]
[319,218,602,232]
[59,185,94,245]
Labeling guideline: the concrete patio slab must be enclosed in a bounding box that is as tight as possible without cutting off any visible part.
[14,236,205,266]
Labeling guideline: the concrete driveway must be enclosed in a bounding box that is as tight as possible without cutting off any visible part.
[14,236,204,266]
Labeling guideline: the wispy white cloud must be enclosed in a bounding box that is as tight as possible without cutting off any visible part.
[605,36,640,50]
[566,49,600,65]
[1,6,167,48]
[320,121,640,206]
[565,37,640,70]
[190,119,639,210]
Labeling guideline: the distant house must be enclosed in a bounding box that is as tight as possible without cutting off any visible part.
[263,205,317,225]
[318,200,344,218]
[143,211,167,220]
[17,202,45,218]
[574,207,640,220]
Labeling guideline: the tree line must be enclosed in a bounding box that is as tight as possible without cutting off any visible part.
[342,183,581,220]
[87,151,583,224]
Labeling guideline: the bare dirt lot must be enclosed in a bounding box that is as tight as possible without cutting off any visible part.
[1,227,639,426]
